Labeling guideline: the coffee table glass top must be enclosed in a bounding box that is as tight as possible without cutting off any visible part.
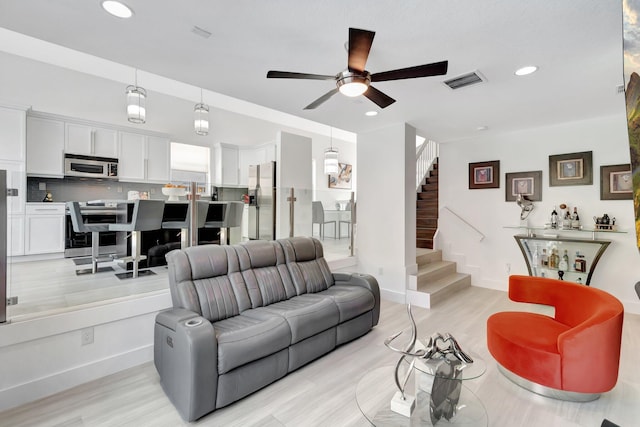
[412,351,486,380]
[356,365,488,426]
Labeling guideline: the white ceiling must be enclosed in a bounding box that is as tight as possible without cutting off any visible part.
[0,0,626,143]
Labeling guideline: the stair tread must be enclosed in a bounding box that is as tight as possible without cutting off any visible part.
[417,272,470,293]
[417,260,455,274]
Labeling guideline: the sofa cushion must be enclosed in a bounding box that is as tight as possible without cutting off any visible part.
[236,241,297,307]
[278,236,334,295]
[318,285,375,323]
[214,310,291,374]
[247,294,340,344]
[166,245,252,322]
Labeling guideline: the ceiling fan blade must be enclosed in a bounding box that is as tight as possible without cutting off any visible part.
[348,28,375,73]
[267,70,335,80]
[371,60,448,82]
[304,88,340,110]
[363,86,396,109]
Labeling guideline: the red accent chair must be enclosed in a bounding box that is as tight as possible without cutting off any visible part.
[487,275,623,401]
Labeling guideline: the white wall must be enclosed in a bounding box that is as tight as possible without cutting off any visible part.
[437,112,640,313]
[276,131,312,238]
[357,123,416,302]
[0,293,171,411]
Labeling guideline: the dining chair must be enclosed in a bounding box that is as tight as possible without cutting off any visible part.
[312,201,336,239]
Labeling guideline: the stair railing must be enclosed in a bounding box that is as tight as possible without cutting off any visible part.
[440,206,485,241]
[416,139,439,191]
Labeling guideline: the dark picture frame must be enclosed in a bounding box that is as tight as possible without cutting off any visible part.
[328,163,352,189]
[468,160,500,189]
[505,170,542,201]
[549,151,593,186]
[601,164,633,200]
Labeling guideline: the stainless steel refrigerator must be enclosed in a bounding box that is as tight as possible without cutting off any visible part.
[248,161,276,240]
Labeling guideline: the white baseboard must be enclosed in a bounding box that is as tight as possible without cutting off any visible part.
[0,345,153,412]
[380,288,406,304]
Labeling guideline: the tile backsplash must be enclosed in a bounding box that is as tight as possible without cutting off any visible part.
[27,177,248,203]
[27,177,167,203]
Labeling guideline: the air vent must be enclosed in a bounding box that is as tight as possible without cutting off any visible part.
[191,26,212,39]
[443,71,485,90]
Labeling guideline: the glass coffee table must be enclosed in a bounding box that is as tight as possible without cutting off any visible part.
[355,354,487,426]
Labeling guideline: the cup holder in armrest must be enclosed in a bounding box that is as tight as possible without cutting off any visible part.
[185,318,204,327]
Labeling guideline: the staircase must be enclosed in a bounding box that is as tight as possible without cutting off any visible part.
[408,248,471,308]
[417,160,438,249]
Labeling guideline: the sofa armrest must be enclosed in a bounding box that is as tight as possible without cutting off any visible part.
[333,272,381,326]
[154,309,218,422]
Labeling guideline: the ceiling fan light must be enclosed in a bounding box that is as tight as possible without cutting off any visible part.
[324,147,339,175]
[194,103,209,135]
[126,85,146,124]
[337,71,370,97]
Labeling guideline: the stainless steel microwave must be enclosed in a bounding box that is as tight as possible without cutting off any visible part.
[64,154,118,179]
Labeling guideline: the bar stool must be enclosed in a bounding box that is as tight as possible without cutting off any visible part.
[66,201,113,275]
[109,199,165,278]
[204,201,244,245]
[161,201,209,249]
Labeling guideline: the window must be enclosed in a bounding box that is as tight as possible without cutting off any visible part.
[170,142,210,195]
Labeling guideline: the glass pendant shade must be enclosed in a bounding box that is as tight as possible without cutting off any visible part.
[194,103,209,135]
[126,85,146,124]
[324,147,339,175]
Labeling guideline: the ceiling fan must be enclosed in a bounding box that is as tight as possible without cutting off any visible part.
[266,28,448,110]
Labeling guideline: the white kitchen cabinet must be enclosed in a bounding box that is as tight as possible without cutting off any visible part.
[26,116,65,177]
[65,123,118,158]
[118,131,146,181]
[24,203,66,255]
[7,216,25,257]
[146,136,170,183]
[0,106,26,162]
[118,132,170,183]
[214,143,239,186]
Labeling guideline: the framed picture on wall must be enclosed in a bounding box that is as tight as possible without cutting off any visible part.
[601,164,633,200]
[549,151,593,186]
[328,163,352,189]
[468,160,500,189]
[505,170,542,201]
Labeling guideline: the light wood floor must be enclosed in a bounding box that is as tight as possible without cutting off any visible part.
[1,285,637,427]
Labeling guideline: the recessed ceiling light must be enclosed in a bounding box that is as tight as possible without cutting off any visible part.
[476,125,488,131]
[101,1,133,19]
[515,66,538,76]
[365,111,378,117]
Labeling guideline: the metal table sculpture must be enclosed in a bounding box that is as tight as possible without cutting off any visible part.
[384,304,473,424]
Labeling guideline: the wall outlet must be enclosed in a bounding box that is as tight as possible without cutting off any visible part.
[81,327,94,346]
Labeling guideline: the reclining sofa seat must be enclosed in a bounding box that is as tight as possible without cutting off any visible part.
[154,236,380,422]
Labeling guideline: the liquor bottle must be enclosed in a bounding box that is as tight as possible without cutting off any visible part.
[572,207,580,229]
[551,206,558,229]
[541,248,548,267]
[558,249,569,271]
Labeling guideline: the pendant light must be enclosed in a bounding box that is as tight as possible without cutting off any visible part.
[324,128,339,175]
[194,88,209,136]
[126,69,146,124]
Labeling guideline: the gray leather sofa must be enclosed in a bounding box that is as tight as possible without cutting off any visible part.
[154,236,380,421]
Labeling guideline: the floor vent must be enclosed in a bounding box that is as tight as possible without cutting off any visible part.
[443,71,485,90]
